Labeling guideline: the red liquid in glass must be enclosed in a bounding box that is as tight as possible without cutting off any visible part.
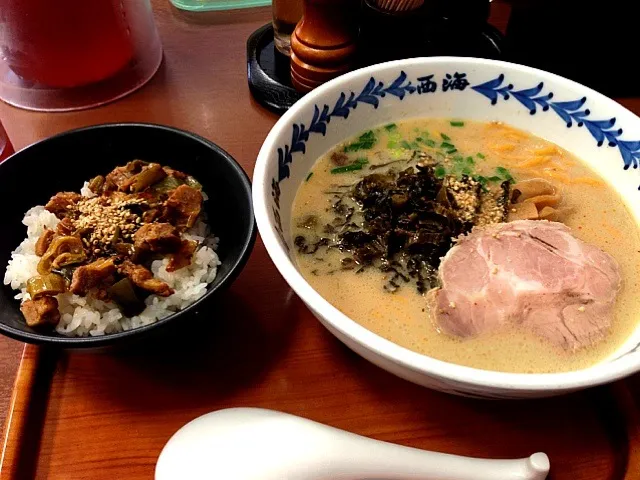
[0,0,135,88]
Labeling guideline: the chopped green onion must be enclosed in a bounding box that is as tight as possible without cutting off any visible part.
[474,175,489,192]
[410,141,420,149]
[305,172,313,181]
[344,130,376,152]
[440,142,455,149]
[477,153,486,159]
[450,120,465,127]
[331,163,363,174]
[440,133,451,141]
[384,123,398,131]
[400,140,412,150]
[488,176,502,182]
[451,155,472,177]
[495,166,514,182]
[387,130,402,147]
[466,156,475,165]
[417,136,434,146]
[446,148,458,155]
[330,157,369,174]
[390,149,405,159]
[434,165,446,178]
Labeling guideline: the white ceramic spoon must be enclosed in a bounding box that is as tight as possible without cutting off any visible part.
[155,407,550,480]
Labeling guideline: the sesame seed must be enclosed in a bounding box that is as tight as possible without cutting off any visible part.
[578,306,586,312]
[449,302,456,309]
[68,193,150,254]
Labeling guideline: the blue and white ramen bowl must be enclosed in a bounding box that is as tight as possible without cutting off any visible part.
[253,57,640,399]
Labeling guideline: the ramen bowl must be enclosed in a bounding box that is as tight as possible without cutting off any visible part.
[253,57,640,399]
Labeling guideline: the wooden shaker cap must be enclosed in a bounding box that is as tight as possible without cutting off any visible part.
[290,0,359,93]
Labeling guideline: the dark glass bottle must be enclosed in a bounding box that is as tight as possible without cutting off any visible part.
[357,0,502,68]
[505,1,640,97]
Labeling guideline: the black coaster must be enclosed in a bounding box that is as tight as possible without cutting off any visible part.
[246,23,303,115]
[246,15,505,115]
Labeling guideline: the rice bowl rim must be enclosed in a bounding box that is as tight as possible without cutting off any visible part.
[0,122,256,347]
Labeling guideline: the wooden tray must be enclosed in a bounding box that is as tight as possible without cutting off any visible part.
[1,241,640,479]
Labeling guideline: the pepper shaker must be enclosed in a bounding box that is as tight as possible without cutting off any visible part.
[290,0,359,92]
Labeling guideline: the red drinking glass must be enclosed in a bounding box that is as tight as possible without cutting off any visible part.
[0,0,162,112]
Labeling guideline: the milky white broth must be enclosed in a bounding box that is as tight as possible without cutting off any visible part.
[291,119,640,374]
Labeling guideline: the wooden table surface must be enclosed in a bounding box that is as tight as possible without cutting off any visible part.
[1,2,640,479]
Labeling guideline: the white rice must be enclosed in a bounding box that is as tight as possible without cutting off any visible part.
[3,188,220,337]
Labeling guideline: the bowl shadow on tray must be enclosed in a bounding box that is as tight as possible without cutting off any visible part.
[325,339,629,477]
[71,255,302,407]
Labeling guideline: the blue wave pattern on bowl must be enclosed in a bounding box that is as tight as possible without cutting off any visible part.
[276,72,417,183]
[270,70,640,252]
[473,75,640,174]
